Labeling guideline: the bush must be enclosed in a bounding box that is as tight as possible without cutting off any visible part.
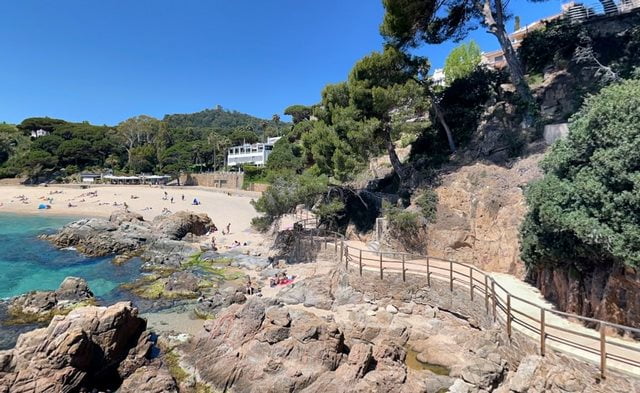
[519,22,582,74]
[250,216,273,232]
[521,78,640,271]
[313,198,345,229]
[383,201,424,250]
[415,189,438,222]
[251,173,329,222]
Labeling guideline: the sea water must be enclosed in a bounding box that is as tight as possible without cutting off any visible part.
[0,213,141,299]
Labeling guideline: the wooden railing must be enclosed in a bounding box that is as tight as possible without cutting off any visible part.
[291,216,640,379]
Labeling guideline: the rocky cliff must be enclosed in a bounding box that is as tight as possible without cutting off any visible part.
[425,153,544,277]
[531,265,640,331]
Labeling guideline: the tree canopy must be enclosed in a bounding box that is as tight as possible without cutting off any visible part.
[443,41,481,85]
[521,78,640,270]
[380,0,533,103]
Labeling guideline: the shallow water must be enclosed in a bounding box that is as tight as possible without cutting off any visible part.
[405,348,451,375]
[0,213,148,349]
[0,213,142,299]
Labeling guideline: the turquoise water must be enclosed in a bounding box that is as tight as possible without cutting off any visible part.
[0,213,141,299]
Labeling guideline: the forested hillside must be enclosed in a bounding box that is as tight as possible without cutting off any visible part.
[0,107,288,181]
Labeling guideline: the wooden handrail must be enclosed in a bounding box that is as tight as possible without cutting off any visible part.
[292,218,640,378]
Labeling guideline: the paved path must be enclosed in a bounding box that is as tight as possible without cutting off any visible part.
[339,239,640,378]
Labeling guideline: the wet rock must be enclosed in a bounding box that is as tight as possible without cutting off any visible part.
[164,271,201,295]
[43,211,212,268]
[7,277,95,324]
[195,288,246,318]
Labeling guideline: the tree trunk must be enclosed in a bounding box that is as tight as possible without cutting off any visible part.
[433,101,456,152]
[479,0,533,105]
[384,122,407,185]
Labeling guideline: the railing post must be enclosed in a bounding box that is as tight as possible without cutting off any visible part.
[540,309,546,356]
[426,257,431,287]
[359,250,362,276]
[334,234,337,253]
[379,253,383,280]
[342,241,346,268]
[600,323,607,379]
[449,260,453,292]
[469,267,474,301]
[491,280,496,322]
[506,294,512,339]
[401,254,406,282]
[484,275,489,314]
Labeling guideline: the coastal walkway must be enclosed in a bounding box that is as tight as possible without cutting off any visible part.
[291,216,640,379]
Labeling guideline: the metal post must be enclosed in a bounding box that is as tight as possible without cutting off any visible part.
[334,234,337,253]
[506,294,512,339]
[449,260,453,292]
[484,275,489,313]
[379,253,383,280]
[469,267,474,300]
[342,242,345,267]
[359,250,363,276]
[540,309,546,356]
[401,254,406,282]
[426,257,430,287]
[491,281,497,322]
[600,323,607,379]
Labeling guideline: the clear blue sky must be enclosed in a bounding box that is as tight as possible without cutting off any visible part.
[0,0,565,125]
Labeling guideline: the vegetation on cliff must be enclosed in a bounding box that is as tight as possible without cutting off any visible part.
[521,78,640,271]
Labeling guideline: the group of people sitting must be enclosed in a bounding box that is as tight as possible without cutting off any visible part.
[269,272,295,287]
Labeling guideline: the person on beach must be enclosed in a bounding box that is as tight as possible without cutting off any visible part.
[226,223,231,234]
[181,194,185,201]
[170,197,174,204]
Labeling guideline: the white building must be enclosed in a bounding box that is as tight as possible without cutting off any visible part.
[227,136,281,167]
[30,129,50,138]
[431,68,446,87]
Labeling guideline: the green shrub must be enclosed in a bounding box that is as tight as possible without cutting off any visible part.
[415,189,438,222]
[383,201,424,250]
[314,198,345,229]
[521,78,640,270]
[251,172,329,223]
[250,216,273,232]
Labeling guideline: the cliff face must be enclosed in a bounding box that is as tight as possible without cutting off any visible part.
[531,265,640,331]
[425,154,544,277]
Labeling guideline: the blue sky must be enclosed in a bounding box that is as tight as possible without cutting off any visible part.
[0,0,565,125]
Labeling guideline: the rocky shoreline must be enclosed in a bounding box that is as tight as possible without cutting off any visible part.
[1,213,639,392]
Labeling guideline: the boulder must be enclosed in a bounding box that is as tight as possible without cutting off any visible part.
[152,211,212,240]
[7,277,95,324]
[119,360,178,393]
[55,276,94,302]
[0,302,151,393]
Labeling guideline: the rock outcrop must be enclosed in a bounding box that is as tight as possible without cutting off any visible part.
[0,302,158,392]
[6,277,95,324]
[530,264,640,330]
[42,210,212,268]
[423,154,544,276]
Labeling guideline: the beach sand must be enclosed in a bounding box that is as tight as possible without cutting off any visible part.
[0,184,264,248]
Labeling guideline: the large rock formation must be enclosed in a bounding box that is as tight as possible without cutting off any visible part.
[530,265,640,330]
[0,302,161,392]
[42,210,212,268]
[423,154,544,276]
[6,277,95,324]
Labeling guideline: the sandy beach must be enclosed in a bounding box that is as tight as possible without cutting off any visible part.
[0,184,264,246]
